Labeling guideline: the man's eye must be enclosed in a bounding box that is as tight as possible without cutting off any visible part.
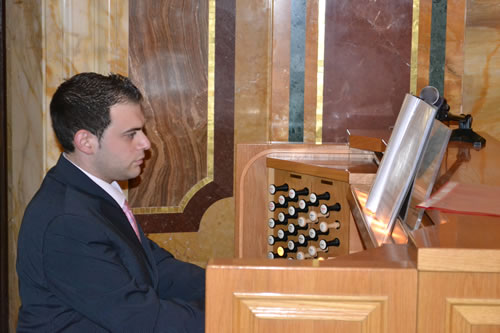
[127,132,137,139]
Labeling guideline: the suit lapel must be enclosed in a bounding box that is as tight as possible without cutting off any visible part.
[51,155,157,280]
[136,225,160,288]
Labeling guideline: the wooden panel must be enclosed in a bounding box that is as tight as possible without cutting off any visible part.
[233,293,387,332]
[206,257,417,333]
[418,271,500,333]
[447,299,500,333]
[267,157,350,182]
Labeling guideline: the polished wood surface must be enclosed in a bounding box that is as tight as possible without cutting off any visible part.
[267,153,378,184]
[207,247,417,333]
[347,129,390,153]
[418,271,500,333]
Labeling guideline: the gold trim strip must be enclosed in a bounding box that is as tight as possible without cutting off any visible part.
[315,0,326,144]
[134,0,216,215]
[134,178,213,214]
[207,0,215,179]
[410,0,420,95]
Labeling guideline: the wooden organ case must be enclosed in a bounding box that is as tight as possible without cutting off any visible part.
[206,136,500,333]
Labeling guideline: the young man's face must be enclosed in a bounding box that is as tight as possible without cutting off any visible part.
[92,102,151,183]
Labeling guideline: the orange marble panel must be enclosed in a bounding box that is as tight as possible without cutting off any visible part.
[129,0,209,207]
[303,0,319,144]
[444,0,466,114]
[270,0,291,142]
[462,0,500,142]
[417,0,432,93]
[234,0,272,144]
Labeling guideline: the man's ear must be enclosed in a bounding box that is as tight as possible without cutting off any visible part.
[73,129,98,155]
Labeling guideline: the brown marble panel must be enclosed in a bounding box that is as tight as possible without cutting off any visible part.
[303,0,319,143]
[322,1,413,143]
[234,0,271,144]
[130,0,235,233]
[444,0,466,114]
[417,0,433,93]
[129,0,209,207]
[270,0,291,142]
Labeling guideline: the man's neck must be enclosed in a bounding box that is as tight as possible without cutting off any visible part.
[63,152,112,184]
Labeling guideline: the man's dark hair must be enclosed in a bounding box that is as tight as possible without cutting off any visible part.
[50,72,143,152]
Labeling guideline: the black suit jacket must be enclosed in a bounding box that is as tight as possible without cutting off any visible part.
[16,155,205,332]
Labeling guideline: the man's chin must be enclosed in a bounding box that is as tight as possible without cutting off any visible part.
[115,170,142,182]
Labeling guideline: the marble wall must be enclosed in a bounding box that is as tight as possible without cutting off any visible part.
[322,1,413,143]
[6,1,44,331]
[6,0,500,331]
[462,0,500,140]
[417,0,500,140]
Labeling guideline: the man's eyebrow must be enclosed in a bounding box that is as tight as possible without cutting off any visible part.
[122,127,143,134]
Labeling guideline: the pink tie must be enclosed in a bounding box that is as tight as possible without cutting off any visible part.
[123,200,141,242]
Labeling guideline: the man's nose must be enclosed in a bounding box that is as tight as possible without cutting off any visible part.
[138,131,151,150]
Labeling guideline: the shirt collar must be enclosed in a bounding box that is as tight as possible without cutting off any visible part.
[63,153,127,209]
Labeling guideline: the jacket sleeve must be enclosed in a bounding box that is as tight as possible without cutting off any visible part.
[43,215,204,333]
[147,239,206,308]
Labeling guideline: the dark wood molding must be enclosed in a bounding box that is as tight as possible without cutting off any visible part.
[0,0,9,330]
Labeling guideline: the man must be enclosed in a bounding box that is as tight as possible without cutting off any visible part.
[16,72,205,332]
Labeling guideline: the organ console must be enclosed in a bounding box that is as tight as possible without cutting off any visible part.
[207,137,500,333]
